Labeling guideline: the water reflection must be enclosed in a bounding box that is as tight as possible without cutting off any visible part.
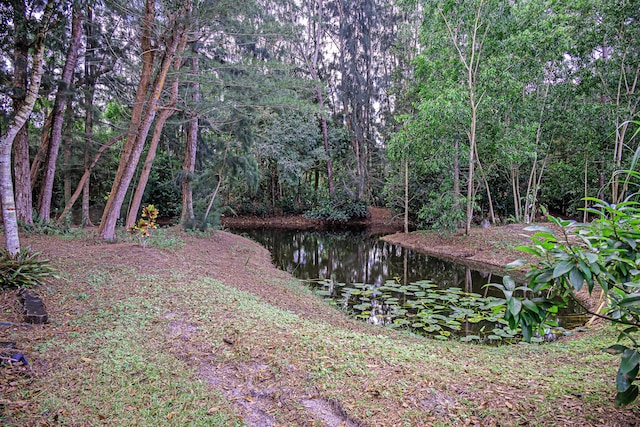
[235,228,503,295]
[234,228,588,338]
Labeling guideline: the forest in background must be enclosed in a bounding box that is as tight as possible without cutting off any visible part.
[0,0,638,251]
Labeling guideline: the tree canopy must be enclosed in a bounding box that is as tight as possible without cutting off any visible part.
[0,0,638,249]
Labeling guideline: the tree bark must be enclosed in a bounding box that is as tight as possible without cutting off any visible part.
[453,138,460,213]
[301,0,334,196]
[202,138,230,225]
[29,112,52,186]
[510,164,520,222]
[126,33,187,230]
[0,1,53,253]
[37,5,83,221]
[181,39,200,226]
[439,3,487,234]
[98,1,187,240]
[404,158,409,233]
[11,0,33,225]
[81,2,112,227]
[62,96,74,206]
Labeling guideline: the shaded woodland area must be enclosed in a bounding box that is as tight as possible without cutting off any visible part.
[1,0,639,251]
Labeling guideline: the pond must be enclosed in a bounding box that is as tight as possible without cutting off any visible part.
[233,228,587,342]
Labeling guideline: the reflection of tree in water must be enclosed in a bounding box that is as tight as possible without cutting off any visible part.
[236,228,503,294]
[235,228,586,340]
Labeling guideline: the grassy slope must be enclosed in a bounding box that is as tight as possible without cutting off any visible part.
[1,230,638,426]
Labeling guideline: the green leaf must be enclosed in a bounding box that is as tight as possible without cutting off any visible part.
[569,268,584,291]
[616,384,639,406]
[503,276,516,291]
[509,298,522,317]
[533,270,554,283]
[585,253,599,264]
[522,299,539,314]
[523,225,554,233]
[553,261,574,278]
[619,294,640,308]
[621,349,640,374]
[515,246,543,257]
[506,259,527,269]
[617,364,640,392]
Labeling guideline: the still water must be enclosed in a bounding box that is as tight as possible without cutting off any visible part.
[233,228,587,339]
[234,228,505,294]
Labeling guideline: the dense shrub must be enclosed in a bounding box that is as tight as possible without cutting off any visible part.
[495,196,640,406]
[304,197,369,221]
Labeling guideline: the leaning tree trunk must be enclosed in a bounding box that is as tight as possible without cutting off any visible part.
[125,108,174,229]
[126,33,186,230]
[29,112,51,186]
[0,0,53,253]
[98,1,186,240]
[62,97,74,206]
[37,5,83,221]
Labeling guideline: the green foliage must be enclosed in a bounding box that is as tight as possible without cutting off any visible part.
[495,197,640,405]
[487,276,559,343]
[0,249,58,289]
[22,218,70,235]
[304,197,369,222]
[142,153,182,219]
[416,190,466,231]
[104,101,128,123]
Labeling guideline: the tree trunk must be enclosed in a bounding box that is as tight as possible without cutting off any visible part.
[80,2,106,227]
[62,97,74,206]
[37,5,83,221]
[29,112,52,186]
[303,0,334,196]
[453,138,460,212]
[126,34,186,230]
[181,40,200,226]
[465,109,477,235]
[202,138,230,225]
[98,0,186,240]
[0,143,20,253]
[11,0,32,225]
[510,164,520,222]
[82,88,94,226]
[125,108,176,229]
[0,0,53,253]
[439,3,486,234]
[473,143,495,224]
[404,158,409,233]
[13,127,32,224]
